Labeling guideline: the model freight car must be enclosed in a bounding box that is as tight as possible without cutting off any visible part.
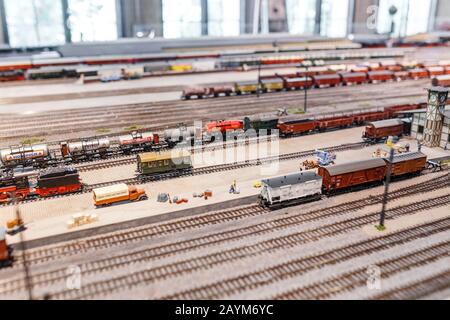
[339,72,368,85]
[0,144,51,168]
[283,77,314,90]
[243,114,279,133]
[137,151,192,176]
[259,171,323,208]
[0,227,9,264]
[313,74,342,87]
[363,119,406,142]
[261,78,284,92]
[60,138,111,161]
[277,116,316,136]
[235,81,260,95]
[384,152,427,178]
[318,158,387,193]
[118,131,162,154]
[432,75,450,87]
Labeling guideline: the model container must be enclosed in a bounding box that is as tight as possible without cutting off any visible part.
[383,152,427,177]
[93,183,147,207]
[260,171,322,208]
[137,150,192,176]
[0,227,8,262]
[363,119,405,142]
[319,158,387,193]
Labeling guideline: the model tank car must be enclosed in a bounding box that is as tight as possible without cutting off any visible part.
[164,126,201,147]
[118,131,163,154]
[60,138,111,161]
[137,150,192,176]
[259,171,322,208]
[0,144,50,168]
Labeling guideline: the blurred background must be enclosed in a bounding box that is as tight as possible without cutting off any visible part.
[0,0,449,48]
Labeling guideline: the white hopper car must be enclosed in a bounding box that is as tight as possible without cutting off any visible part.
[259,171,322,208]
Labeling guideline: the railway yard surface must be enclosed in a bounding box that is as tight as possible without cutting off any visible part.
[1,45,450,301]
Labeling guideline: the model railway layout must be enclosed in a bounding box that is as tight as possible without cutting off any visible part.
[1,18,450,303]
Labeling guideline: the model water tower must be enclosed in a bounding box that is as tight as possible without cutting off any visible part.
[422,87,448,147]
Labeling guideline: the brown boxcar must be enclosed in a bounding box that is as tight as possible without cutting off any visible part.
[367,71,394,82]
[427,66,446,77]
[409,68,429,79]
[318,158,387,193]
[0,227,8,263]
[363,119,405,141]
[383,152,427,177]
[277,116,317,136]
[316,116,353,131]
[431,75,450,87]
[339,72,368,85]
[394,71,409,81]
[283,77,314,90]
[209,85,234,97]
[313,74,342,87]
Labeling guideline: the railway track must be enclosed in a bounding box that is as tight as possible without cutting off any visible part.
[0,140,369,207]
[273,240,450,300]
[86,142,371,190]
[160,215,450,300]
[75,135,277,172]
[6,169,449,269]
[371,269,450,300]
[2,188,448,298]
[0,80,427,143]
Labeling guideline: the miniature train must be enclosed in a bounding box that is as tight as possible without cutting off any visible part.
[181,62,450,99]
[0,132,163,169]
[0,102,429,171]
[0,166,83,204]
[260,152,427,208]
